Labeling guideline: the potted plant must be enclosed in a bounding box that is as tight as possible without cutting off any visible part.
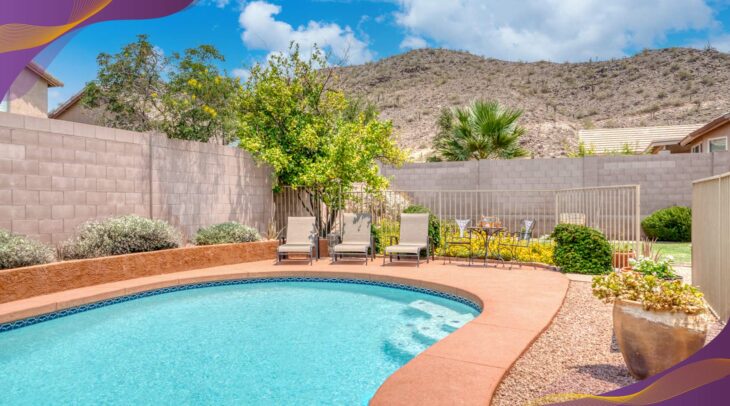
[612,242,636,269]
[627,255,681,280]
[592,272,708,379]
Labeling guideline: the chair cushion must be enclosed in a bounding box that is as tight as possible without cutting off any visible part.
[333,243,370,253]
[278,244,313,253]
[385,244,425,255]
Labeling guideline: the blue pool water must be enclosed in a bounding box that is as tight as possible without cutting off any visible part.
[0,280,478,405]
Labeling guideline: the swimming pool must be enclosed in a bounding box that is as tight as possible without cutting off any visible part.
[0,279,479,404]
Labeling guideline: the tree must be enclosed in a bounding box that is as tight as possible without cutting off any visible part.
[83,35,165,133]
[83,35,241,144]
[432,100,528,161]
[237,44,406,233]
[161,45,241,144]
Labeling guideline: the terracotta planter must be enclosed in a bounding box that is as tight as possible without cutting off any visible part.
[318,238,329,258]
[612,251,635,269]
[613,299,707,379]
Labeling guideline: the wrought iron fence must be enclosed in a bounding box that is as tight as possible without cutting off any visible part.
[274,185,641,254]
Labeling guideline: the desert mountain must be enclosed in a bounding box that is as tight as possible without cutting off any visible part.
[333,47,730,159]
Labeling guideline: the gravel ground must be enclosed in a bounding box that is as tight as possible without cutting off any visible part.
[491,280,725,406]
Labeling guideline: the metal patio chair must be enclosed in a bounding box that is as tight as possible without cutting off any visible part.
[497,219,536,269]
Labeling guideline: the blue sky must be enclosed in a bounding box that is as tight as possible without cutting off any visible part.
[43,0,730,109]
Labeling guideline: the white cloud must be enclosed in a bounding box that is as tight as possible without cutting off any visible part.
[196,0,231,8]
[400,35,427,50]
[232,68,250,80]
[394,0,716,61]
[239,1,374,65]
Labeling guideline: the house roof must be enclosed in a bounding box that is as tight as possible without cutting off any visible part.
[48,89,84,119]
[578,124,702,153]
[643,137,691,153]
[26,62,63,87]
[679,112,730,146]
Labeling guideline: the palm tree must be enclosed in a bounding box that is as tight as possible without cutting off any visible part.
[432,100,528,161]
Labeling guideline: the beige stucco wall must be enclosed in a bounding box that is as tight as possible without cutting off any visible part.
[687,122,730,153]
[0,112,274,244]
[6,68,49,118]
[52,100,104,126]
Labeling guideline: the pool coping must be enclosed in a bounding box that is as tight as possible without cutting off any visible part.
[0,259,569,405]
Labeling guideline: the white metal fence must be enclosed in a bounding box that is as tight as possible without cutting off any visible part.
[692,172,730,321]
[274,185,641,253]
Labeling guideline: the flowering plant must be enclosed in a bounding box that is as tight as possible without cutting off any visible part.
[592,272,706,314]
[628,255,678,280]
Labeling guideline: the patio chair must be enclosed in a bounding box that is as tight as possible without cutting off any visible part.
[331,213,375,264]
[497,219,536,269]
[383,213,431,267]
[277,216,317,265]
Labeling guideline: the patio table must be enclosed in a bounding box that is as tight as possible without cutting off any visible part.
[468,226,504,267]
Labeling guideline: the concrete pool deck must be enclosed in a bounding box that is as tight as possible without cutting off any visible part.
[0,258,569,405]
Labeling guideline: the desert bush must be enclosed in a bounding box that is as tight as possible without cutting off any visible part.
[0,229,55,269]
[641,206,691,242]
[551,224,612,274]
[194,222,261,245]
[60,215,182,259]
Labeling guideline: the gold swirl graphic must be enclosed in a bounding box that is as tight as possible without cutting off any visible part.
[533,358,730,405]
[0,0,111,53]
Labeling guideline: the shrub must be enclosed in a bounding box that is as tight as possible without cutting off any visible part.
[403,205,441,249]
[641,206,691,242]
[592,272,706,314]
[194,222,261,245]
[0,229,55,269]
[60,215,182,259]
[551,224,612,274]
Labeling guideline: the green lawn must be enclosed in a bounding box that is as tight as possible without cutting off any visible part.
[652,242,691,265]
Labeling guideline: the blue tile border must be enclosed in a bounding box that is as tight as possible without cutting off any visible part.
[0,277,482,333]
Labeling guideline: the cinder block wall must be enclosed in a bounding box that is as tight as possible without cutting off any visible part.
[381,152,730,216]
[0,112,273,244]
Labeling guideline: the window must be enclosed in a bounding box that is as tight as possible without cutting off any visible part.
[692,144,702,153]
[709,137,728,152]
[0,97,7,112]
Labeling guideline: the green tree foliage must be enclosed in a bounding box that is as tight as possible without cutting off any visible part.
[84,35,241,144]
[83,35,165,133]
[432,100,528,161]
[237,45,406,232]
[641,206,691,242]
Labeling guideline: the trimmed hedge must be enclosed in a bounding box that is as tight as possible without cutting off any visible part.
[60,215,182,260]
[641,206,691,242]
[0,229,55,269]
[194,222,261,245]
[551,224,612,274]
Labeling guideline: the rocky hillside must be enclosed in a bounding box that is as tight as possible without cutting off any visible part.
[333,47,730,159]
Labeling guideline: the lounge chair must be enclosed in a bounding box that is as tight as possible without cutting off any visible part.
[277,216,317,265]
[383,213,431,267]
[332,213,375,264]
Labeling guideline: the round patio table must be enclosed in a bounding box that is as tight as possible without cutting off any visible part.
[467,226,504,267]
